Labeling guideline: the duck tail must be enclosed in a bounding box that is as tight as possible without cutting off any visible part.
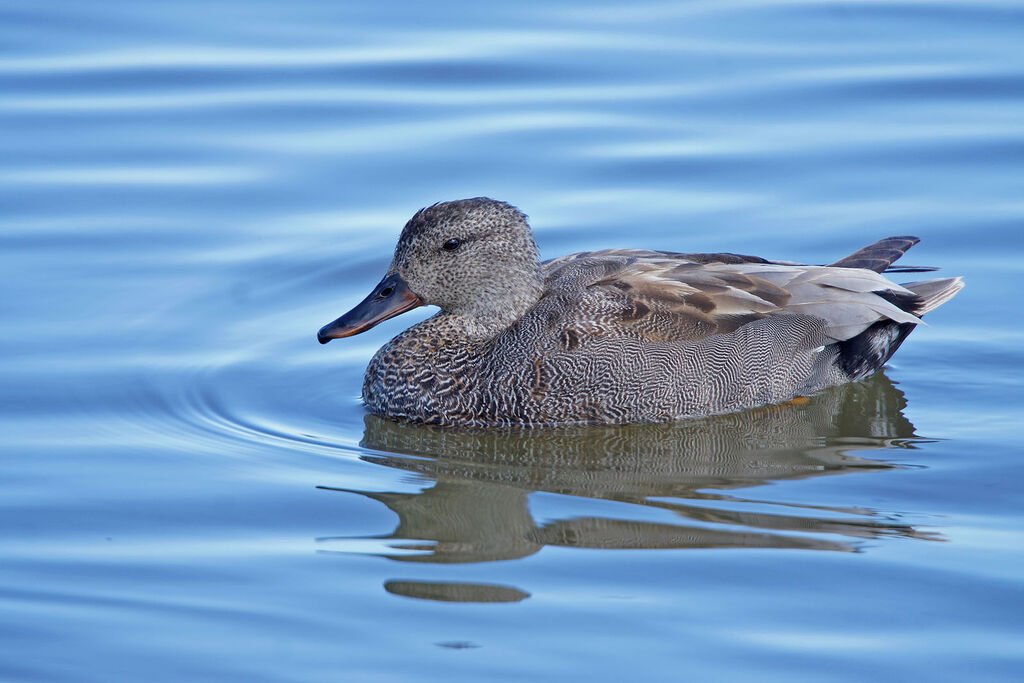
[902,277,964,316]
[836,320,918,380]
[833,276,963,380]
[828,235,920,272]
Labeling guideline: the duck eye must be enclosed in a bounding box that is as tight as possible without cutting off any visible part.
[442,238,462,252]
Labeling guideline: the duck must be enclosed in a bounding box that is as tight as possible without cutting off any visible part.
[317,197,962,427]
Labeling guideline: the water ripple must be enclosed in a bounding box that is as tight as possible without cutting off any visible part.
[4,62,1015,113]
[0,30,923,75]
[0,166,268,185]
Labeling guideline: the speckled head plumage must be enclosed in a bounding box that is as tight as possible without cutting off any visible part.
[317,197,545,344]
[387,198,544,320]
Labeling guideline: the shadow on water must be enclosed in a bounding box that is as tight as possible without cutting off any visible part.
[317,372,940,602]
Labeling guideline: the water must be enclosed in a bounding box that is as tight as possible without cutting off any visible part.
[2,1,1023,680]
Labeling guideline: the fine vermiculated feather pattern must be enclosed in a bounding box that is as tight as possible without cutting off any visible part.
[322,198,964,426]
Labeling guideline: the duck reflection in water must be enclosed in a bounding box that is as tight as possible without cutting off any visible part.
[317,373,939,601]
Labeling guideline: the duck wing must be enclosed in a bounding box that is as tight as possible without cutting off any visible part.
[825,235,918,272]
[541,246,929,345]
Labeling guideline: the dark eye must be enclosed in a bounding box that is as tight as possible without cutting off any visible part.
[442,238,462,252]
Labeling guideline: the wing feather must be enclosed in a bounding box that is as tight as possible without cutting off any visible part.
[542,250,925,344]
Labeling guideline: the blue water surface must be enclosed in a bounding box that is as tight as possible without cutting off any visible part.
[2,1,1023,681]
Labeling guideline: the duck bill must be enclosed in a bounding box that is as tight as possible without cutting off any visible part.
[317,273,422,344]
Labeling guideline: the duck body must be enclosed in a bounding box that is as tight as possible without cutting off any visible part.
[319,198,962,427]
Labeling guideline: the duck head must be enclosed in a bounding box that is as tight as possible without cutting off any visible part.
[318,198,544,343]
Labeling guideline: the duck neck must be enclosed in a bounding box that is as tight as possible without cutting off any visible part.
[438,268,545,343]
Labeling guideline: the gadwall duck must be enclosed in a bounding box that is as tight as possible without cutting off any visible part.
[318,198,962,427]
